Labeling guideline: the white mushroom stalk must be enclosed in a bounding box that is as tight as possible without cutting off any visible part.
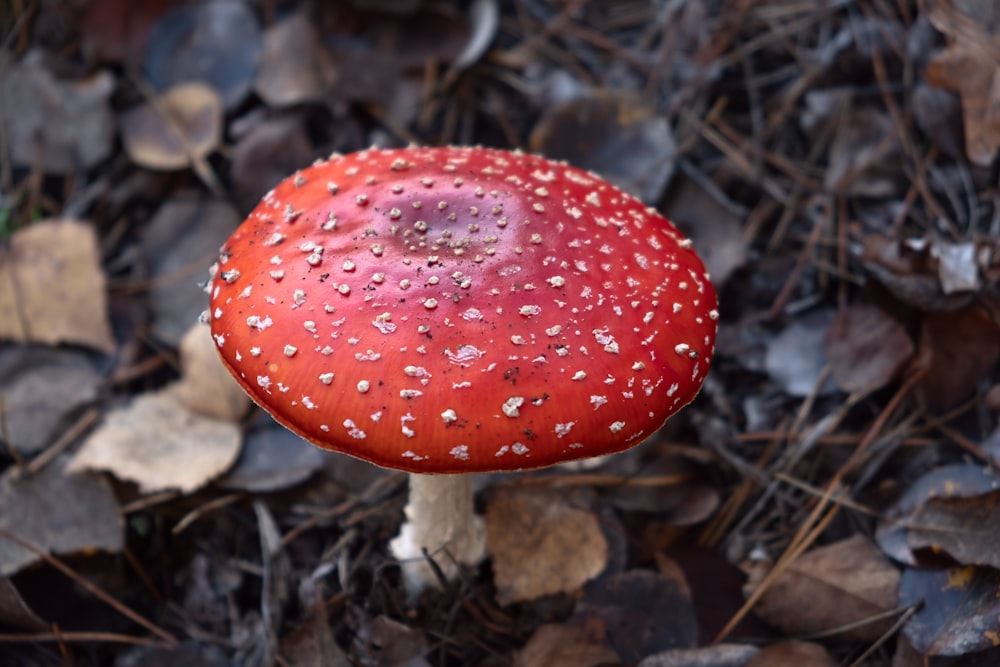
[389,473,486,593]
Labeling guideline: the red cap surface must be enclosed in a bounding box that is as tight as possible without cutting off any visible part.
[209,146,718,473]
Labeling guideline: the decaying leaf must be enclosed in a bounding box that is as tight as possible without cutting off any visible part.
[0,51,114,173]
[915,303,1000,412]
[140,196,239,346]
[530,91,677,204]
[573,569,698,660]
[216,414,326,493]
[877,463,1000,566]
[255,11,332,108]
[172,322,251,422]
[143,0,261,111]
[746,641,835,667]
[764,310,837,397]
[120,82,223,171]
[0,457,122,576]
[823,301,914,394]
[925,0,1000,166]
[662,170,748,288]
[0,220,115,353]
[486,487,608,605]
[749,534,900,643]
[514,624,618,667]
[0,347,102,455]
[68,389,241,494]
[900,565,1000,656]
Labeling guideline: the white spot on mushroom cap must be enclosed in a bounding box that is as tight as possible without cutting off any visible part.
[502,396,524,417]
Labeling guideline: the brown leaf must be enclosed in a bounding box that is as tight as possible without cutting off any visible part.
[486,487,608,605]
[823,301,914,394]
[573,569,697,659]
[0,219,115,353]
[745,641,835,667]
[255,12,332,108]
[68,389,241,494]
[121,82,223,171]
[0,457,122,576]
[0,51,114,173]
[172,322,251,422]
[514,624,619,667]
[925,0,1000,166]
[905,491,1000,569]
[0,347,101,455]
[900,565,1000,656]
[915,303,1000,412]
[80,0,182,65]
[750,534,900,643]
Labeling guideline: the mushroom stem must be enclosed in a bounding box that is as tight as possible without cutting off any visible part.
[389,473,486,594]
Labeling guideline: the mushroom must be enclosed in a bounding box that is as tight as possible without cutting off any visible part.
[208,146,718,593]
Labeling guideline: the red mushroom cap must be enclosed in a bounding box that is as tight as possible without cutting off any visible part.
[209,146,718,473]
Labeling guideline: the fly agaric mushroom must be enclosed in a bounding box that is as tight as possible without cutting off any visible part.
[208,146,718,593]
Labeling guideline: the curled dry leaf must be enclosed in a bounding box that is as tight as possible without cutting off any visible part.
[0,456,122,576]
[823,301,914,394]
[0,219,115,354]
[69,389,241,494]
[748,534,900,643]
[0,50,114,173]
[514,624,618,667]
[120,82,223,171]
[486,487,608,605]
[876,463,1000,566]
[171,322,251,422]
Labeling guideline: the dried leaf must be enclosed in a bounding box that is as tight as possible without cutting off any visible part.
[140,196,239,346]
[514,624,618,667]
[172,322,251,422]
[636,644,760,667]
[530,91,677,204]
[900,565,1000,656]
[0,51,114,173]
[573,570,698,660]
[121,82,223,171]
[764,310,837,397]
[81,0,182,65]
[68,389,241,494]
[0,220,115,353]
[216,414,325,493]
[0,347,101,455]
[0,457,122,576]
[662,170,748,288]
[823,301,914,394]
[925,0,1000,166]
[0,578,47,631]
[746,641,835,667]
[255,12,331,108]
[915,304,1000,412]
[486,487,608,605]
[750,535,900,643]
[143,0,261,110]
[877,463,1000,566]
[906,491,1000,569]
